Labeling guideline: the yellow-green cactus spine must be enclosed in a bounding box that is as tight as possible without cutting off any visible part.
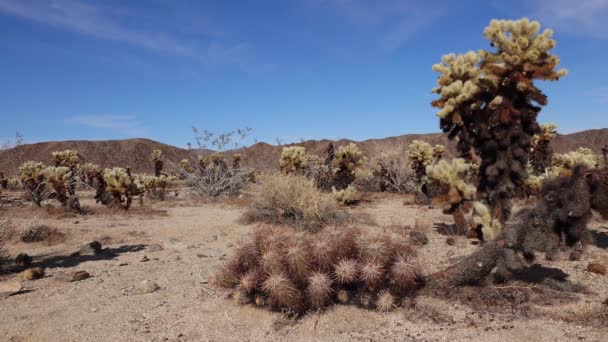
[332,143,364,190]
[280,146,308,174]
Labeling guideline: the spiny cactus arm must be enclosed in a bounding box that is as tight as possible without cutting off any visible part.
[51,149,79,167]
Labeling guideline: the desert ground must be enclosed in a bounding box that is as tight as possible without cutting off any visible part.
[1,187,607,342]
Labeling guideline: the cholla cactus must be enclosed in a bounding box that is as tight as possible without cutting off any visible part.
[407,140,435,181]
[79,162,102,186]
[472,201,502,241]
[426,159,476,234]
[103,167,144,209]
[215,226,421,313]
[51,149,79,167]
[40,166,80,211]
[522,165,546,197]
[332,185,358,206]
[19,161,46,206]
[0,172,7,190]
[280,146,308,174]
[432,18,567,223]
[332,143,364,190]
[232,154,242,170]
[530,123,557,174]
[432,144,446,162]
[179,159,194,173]
[551,147,597,177]
[142,174,169,200]
[150,149,164,177]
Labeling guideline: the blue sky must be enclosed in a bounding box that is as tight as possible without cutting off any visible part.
[1,0,607,148]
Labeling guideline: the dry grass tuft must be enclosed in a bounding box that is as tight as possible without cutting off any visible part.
[243,174,347,231]
[20,224,66,245]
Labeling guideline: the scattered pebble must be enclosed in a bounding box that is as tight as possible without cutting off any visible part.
[16,267,44,281]
[587,262,607,275]
[147,244,164,252]
[140,255,150,262]
[446,237,455,246]
[79,241,102,256]
[55,271,90,282]
[15,253,32,267]
[134,280,160,295]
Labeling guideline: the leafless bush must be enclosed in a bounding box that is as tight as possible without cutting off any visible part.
[20,224,65,245]
[367,142,418,193]
[174,127,253,198]
[243,174,346,231]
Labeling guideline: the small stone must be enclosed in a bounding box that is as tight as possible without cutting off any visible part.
[147,244,164,252]
[79,241,102,256]
[175,256,181,261]
[0,279,22,299]
[15,253,32,267]
[226,243,234,248]
[587,262,607,275]
[55,271,90,282]
[140,256,150,262]
[74,221,79,224]
[446,237,455,246]
[134,280,160,295]
[118,262,129,266]
[337,290,351,304]
[196,254,209,259]
[206,235,218,242]
[91,308,98,312]
[16,267,44,281]
[409,231,428,246]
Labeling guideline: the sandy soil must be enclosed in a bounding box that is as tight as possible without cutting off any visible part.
[1,190,607,341]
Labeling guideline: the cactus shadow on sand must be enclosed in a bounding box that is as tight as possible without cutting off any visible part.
[32,244,147,270]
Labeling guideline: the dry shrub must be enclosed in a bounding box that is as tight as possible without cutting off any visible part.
[243,174,346,231]
[215,225,422,314]
[0,209,9,262]
[20,224,66,245]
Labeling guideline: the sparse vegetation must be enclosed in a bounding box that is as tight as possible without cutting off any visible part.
[103,167,144,210]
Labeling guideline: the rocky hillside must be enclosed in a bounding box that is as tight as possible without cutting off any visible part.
[1,129,608,175]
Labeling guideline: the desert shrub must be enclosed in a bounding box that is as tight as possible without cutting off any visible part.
[332,185,359,206]
[150,149,164,177]
[551,147,598,177]
[103,167,144,210]
[0,210,9,262]
[426,159,476,234]
[243,174,344,231]
[177,128,253,198]
[369,146,418,194]
[19,161,46,207]
[332,143,364,190]
[431,18,567,223]
[280,146,309,175]
[20,224,65,244]
[51,149,79,167]
[530,123,557,174]
[215,226,421,314]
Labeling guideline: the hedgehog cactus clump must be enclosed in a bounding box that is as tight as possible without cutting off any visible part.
[280,146,309,175]
[150,149,164,177]
[426,159,477,234]
[530,123,557,174]
[19,161,46,206]
[432,18,567,223]
[215,226,421,314]
[332,143,364,190]
[103,167,144,210]
[51,149,79,168]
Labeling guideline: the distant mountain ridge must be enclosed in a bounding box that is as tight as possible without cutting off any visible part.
[1,129,608,175]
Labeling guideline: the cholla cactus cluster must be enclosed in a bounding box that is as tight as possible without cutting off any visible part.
[142,174,169,200]
[19,161,46,206]
[79,162,102,186]
[215,226,421,314]
[280,146,309,174]
[179,159,194,173]
[530,123,557,174]
[150,149,164,177]
[551,147,598,177]
[472,201,502,241]
[51,149,79,167]
[103,167,144,209]
[432,18,567,223]
[332,185,358,206]
[407,140,436,182]
[332,143,364,190]
[41,166,70,203]
[426,159,476,234]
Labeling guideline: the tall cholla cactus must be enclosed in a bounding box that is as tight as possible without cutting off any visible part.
[150,149,164,177]
[530,123,557,174]
[551,147,598,177]
[426,159,476,234]
[0,172,7,190]
[431,18,567,223]
[332,143,364,190]
[280,146,308,174]
[51,149,79,167]
[103,167,144,210]
[142,174,169,200]
[19,161,46,207]
[407,140,444,182]
[41,166,71,205]
[79,162,102,186]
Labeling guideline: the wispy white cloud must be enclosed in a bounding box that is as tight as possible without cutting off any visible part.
[0,0,251,64]
[308,0,443,50]
[64,115,146,136]
[498,0,608,39]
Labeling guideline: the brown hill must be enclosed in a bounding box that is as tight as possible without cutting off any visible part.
[2,129,608,175]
